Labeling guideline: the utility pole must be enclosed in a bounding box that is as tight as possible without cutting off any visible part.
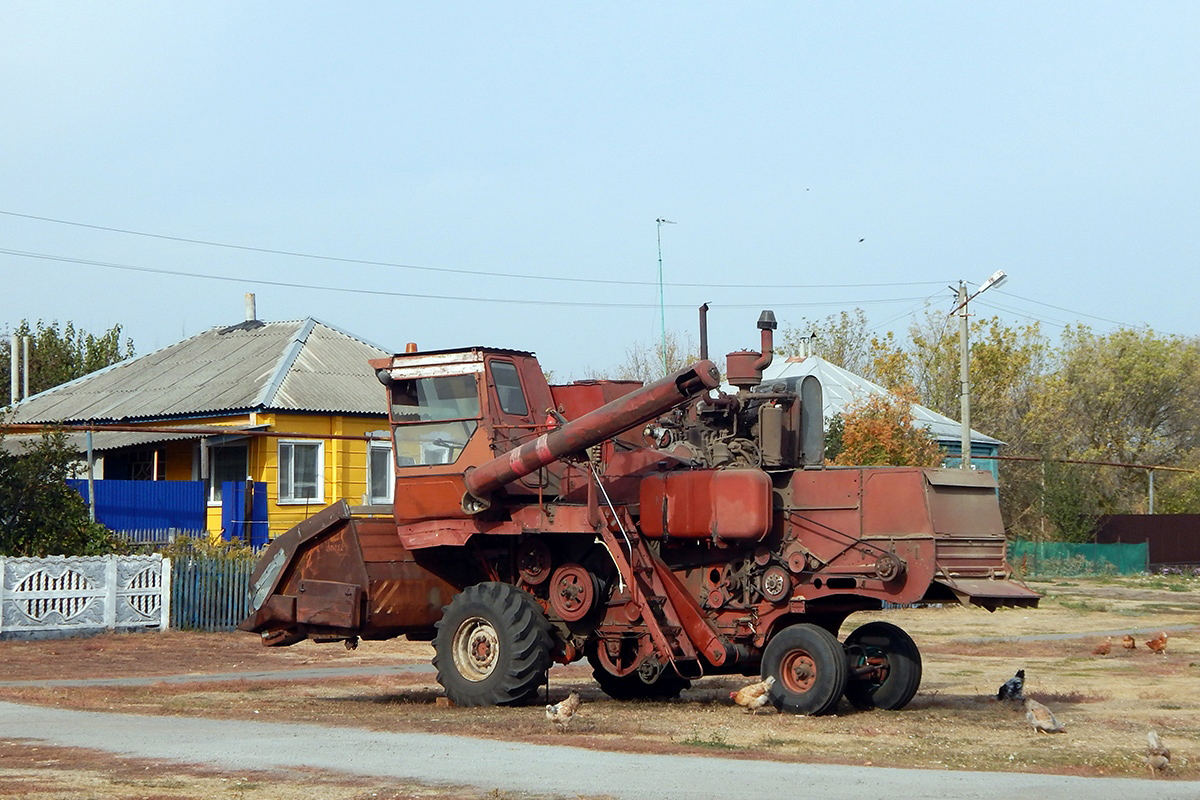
[655,218,675,376]
[950,270,1008,470]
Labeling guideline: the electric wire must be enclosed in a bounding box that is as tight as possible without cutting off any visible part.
[0,247,933,311]
[0,209,947,291]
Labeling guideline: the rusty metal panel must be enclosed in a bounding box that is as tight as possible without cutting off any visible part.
[295,579,361,628]
[640,469,772,541]
[861,469,934,537]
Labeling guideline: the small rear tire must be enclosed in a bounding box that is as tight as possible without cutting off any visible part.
[762,623,847,715]
[843,620,922,711]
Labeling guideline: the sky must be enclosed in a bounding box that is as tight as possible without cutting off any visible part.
[2,3,1198,379]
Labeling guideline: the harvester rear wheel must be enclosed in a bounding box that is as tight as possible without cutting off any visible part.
[842,621,922,710]
[433,582,554,707]
[762,623,847,715]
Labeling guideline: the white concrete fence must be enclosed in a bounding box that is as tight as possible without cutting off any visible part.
[0,555,170,638]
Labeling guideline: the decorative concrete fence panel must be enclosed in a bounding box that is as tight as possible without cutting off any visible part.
[0,555,171,638]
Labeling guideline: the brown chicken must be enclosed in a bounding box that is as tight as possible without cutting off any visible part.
[1091,636,1111,656]
[545,691,581,731]
[730,675,775,713]
[1121,634,1137,651]
[1146,729,1170,775]
[1024,697,1066,734]
[1145,631,1168,655]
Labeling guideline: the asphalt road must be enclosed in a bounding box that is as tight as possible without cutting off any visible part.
[3,701,1198,800]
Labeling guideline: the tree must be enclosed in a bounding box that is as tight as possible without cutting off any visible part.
[1,320,134,402]
[606,330,702,384]
[0,429,121,556]
[830,386,943,468]
[780,309,876,376]
[1026,326,1200,513]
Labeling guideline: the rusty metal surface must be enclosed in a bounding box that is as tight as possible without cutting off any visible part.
[463,359,721,507]
[640,469,772,541]
[1094,514,1200,566]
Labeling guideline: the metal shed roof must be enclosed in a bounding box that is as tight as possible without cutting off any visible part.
[759,355,1003,447]
[7,318,391,425]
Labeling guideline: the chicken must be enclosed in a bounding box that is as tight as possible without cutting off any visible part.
[730,675,775,713]
[545,691,581,731]
[1145,631,1168,655]
[1146,729,1170,774]
[996,669,1025,702]
[1024,697,1066,734]
[1091,636,1112,656]
[1122,634,1137,651]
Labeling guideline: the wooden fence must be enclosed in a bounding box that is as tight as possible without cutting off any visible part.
[169,554,254,632]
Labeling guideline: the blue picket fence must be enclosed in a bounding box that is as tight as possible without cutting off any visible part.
[170,555,255,632]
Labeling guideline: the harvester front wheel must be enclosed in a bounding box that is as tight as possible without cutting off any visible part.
[762,623,847,715]
[842,621,922,710]
[433,582,554,707]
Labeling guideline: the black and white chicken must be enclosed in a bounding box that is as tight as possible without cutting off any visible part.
[997,669,1025,702]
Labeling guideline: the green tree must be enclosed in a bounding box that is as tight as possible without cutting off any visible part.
[1026,326,1200,513]
[0,429,121,556]
[1,320,134,402]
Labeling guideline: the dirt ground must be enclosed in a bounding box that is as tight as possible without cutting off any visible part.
[0,574,1197,799]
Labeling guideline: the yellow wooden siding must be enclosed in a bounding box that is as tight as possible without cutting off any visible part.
[178,412,388,540]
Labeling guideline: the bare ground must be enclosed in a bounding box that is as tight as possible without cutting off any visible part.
[0,575,1197,799]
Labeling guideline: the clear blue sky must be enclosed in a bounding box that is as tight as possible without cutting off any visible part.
[3,3,1197,377]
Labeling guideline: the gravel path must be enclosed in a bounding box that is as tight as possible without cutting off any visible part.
[3,700,1197,800]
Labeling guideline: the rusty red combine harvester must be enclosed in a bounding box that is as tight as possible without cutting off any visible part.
[241,311,1037,715]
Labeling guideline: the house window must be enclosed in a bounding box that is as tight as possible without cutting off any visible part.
[368,442,394,504]
[209,444,248,503]
[278,441,322,503]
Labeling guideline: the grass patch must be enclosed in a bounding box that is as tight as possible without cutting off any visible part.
[679,728,737,749]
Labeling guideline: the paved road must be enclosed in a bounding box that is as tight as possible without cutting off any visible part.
[3,701,1198,800]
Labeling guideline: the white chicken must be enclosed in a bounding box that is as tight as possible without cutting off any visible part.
[545,691,581,731]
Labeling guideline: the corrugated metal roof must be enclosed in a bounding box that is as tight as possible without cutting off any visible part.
[759,355,1003,446]
[7,318,391,424]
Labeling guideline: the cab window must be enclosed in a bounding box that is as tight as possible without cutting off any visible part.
[490,361,529,416]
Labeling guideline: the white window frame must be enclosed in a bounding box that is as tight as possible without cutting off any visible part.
[367,441,394,504]
[277,440,324,505]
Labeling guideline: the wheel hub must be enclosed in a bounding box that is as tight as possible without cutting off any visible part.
[452,616,500,682]
[781,651,817,692]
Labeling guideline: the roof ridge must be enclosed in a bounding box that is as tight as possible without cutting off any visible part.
[255,318,317,408]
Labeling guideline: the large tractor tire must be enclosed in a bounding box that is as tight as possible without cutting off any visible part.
[762,623,848,716]
[842,620,922,711]
[585,641,691,700]
[433,582,554,707]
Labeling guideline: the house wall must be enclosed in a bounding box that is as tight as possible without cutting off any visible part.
[201,412,388,541]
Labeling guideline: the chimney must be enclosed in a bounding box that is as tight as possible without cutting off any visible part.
[244,293,257,322]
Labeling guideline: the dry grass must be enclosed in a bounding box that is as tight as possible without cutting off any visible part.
[0,576,1197,797]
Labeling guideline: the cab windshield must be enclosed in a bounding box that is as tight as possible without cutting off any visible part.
[390,373,480,465]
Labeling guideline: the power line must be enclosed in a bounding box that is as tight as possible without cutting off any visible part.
[0,209,948,291]
[0,247,933,311]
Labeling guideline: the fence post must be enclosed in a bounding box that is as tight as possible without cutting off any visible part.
[0,556,6,635]
[103,556,118,629]
[160,557,172,631]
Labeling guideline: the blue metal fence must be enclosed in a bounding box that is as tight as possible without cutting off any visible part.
[67,479,206,533]
[220,480,269,549]
[170,554,254,632]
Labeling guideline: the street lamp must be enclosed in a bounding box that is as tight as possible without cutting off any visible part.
[950,270,1007,469]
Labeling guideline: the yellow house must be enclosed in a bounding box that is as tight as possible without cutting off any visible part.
[8,315,394,542]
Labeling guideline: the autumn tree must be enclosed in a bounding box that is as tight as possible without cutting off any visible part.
[780,309,876,376]
[830,386,943,468]
[1,320,134,402]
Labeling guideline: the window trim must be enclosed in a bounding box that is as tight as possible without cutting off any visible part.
[277,439,324,505]
[367,441,394,504]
